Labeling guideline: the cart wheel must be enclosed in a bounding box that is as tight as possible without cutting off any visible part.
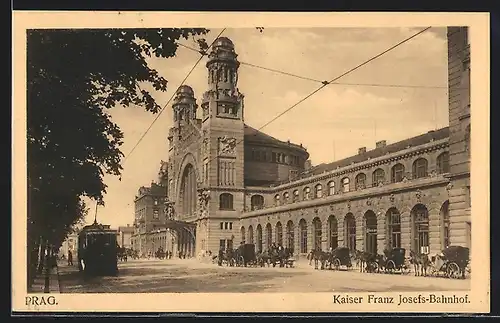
[447,262,461,279]
[333,258,341,270]
[385,260,395,274]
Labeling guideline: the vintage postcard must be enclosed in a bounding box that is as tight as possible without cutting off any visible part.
[12,12,490,313]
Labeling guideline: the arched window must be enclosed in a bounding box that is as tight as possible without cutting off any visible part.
[355,173,366,190]
[342,177,350,193]
[283,192,290,203]
[248,225,254,244]
[275,222,283,246]
[303,187,311,200]
[251,195,264,211]
[274,194,280,206]
[465,124,471,157]
[386,208,401,249]
[412,158,428,179]
[286,221,294,250]
[372,168,385,187]
[412,204,430,253]
[299,219,308,253]
[292,190,299,202]
[344,213,356,251]
[219,193,233,210]
[437,152,450,174]
[328,181,335,195]
[240,226,246,244]
[312,217,322,250]
[256,224,263,253]
[328,215,338,249]
[391,163,405,183]
[314,184,323,198]
[441,201,450,248]
[364,211,377,255]
[265,223,273,249]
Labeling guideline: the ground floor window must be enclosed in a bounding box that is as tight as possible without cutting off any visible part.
[299,220,307,253]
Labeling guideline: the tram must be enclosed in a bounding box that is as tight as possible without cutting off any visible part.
[77,222,119,276]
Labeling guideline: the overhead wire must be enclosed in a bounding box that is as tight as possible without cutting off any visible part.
[152,26,434,194]
[255,27,433,133]
[175,36,451,90]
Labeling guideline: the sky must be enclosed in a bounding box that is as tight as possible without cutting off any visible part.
[85,27,449,229]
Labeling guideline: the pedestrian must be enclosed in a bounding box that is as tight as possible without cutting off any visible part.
[68,250,73,266]
[218,248,224,266]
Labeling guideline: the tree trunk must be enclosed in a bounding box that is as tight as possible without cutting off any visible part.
[37,237,47,275]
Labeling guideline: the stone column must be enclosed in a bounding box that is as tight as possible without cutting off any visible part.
[356,214,364,251]
[401,210,412,252]
[322,219,328,250]
[338,216,345,247]
[295,222,301,256]
[429,207,441,254]
[308,220,314,251]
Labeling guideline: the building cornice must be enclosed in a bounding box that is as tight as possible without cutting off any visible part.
[267,138,448,192]
[240,175,449,219]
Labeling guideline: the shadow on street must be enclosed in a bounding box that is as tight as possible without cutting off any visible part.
[58,263,309,293]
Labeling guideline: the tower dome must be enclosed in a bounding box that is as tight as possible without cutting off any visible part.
[176,85,195,97]
[173,85,196,104]
[213,37,234,50]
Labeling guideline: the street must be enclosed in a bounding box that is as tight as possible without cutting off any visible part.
[58,258,471,293]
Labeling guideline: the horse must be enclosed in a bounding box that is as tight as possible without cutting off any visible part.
[256,251,270,267]
[352,250,371,273]
[409,250,430,276]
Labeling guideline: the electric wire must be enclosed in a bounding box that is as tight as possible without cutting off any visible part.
[152,27,434,193]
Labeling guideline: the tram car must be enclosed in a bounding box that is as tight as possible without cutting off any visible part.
[77,222,119,276]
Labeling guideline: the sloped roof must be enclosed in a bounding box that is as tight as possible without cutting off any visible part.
[243,124,308,154]
[306,127,449,176]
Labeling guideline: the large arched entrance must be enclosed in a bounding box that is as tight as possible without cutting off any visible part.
[248,225,254,244]
[386,207,401,249]
[411,204,430,254]
[275,222,283,246]
[364,210,377,254]
[177,163,197,257]
[328,215,338,250]
[440,200,450,249]
[299,219,308,253]
[344,213,356,251]
[265,223,273,249]
[163,219,197,259]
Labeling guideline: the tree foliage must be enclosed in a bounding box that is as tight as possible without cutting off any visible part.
[27,28,209,251]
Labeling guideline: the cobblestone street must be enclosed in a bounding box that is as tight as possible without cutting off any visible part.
[57,258,471,293]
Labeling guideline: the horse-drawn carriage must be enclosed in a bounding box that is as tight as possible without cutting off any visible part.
[330,247,352,270]
[429,245,469,279]
[236,243,257,267]
[382,248,410,274]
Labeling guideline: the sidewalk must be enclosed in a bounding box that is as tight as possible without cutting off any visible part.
[28,262,60,294]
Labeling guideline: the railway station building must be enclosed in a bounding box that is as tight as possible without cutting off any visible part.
[132,28,471,259]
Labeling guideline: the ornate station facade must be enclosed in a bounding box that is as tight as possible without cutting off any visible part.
[132,28,471,259]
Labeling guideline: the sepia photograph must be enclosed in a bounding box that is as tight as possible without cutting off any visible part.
[13,12,489,313]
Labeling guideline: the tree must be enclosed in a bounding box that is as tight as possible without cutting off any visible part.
[27,28,209,282]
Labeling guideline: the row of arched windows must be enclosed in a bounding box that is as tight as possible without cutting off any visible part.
[268,153,449,207]
[241,201,450,254]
